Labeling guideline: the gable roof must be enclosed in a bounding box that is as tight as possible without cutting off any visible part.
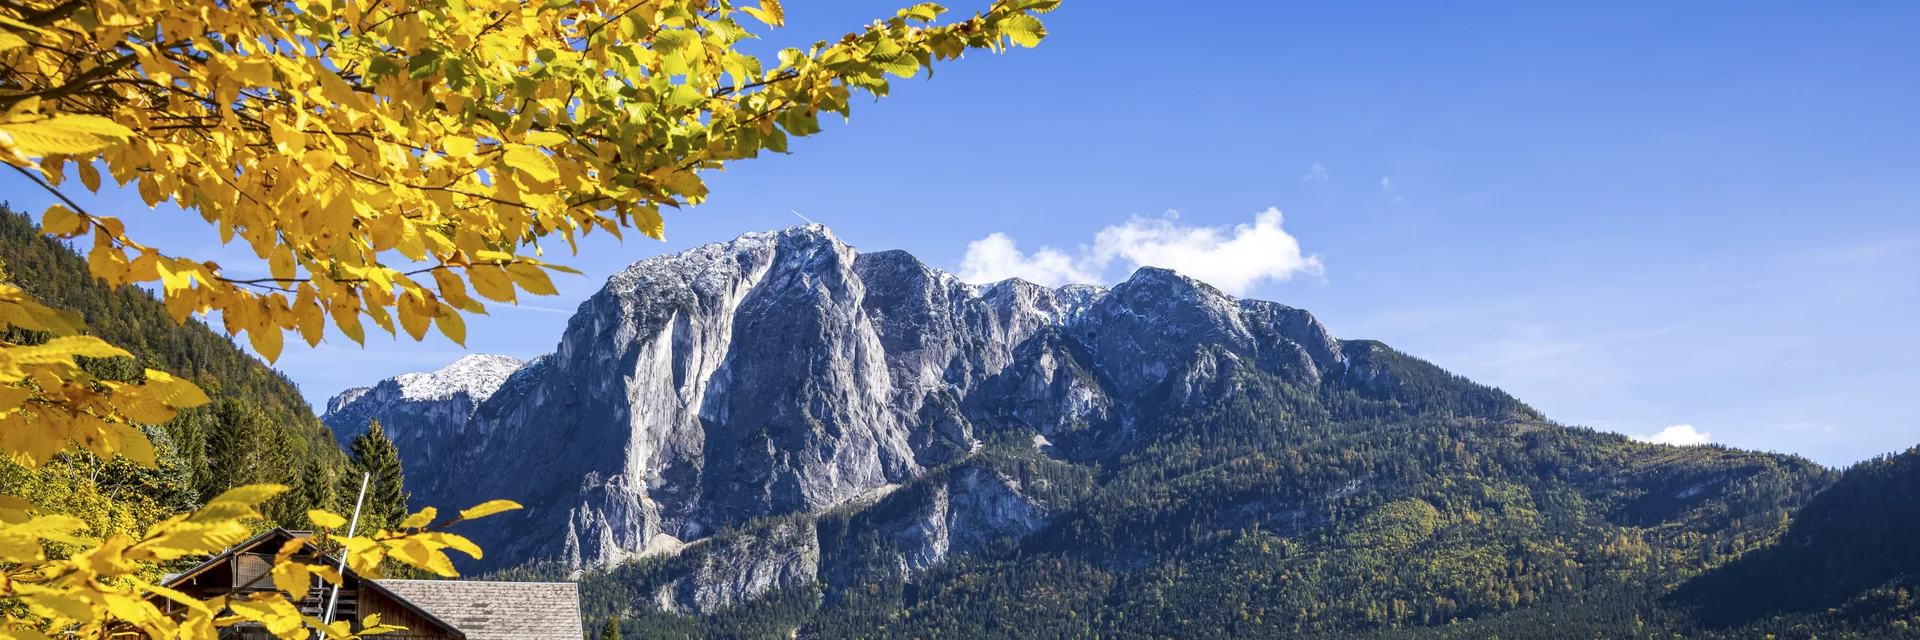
[374,580,585,640]
[154,527,466,639]
[159,528,314,589]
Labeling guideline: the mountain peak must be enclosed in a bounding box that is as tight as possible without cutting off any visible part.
[391,353,528,403]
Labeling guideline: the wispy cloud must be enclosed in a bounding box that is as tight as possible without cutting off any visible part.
[1301,163,1329,183]
[1633,424,1712,446]
[1375,177,1403,203]
[496,304,576,314]
[958,208,1323,295]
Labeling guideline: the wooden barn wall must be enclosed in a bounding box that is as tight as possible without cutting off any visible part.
[355,588,460,640]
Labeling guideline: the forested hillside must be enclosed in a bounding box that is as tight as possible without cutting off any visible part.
[0,203,348,538]
[559,336,1911,639]
[579,336,1873,634]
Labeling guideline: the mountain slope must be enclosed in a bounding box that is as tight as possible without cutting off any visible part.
[326,224,1903,639]
[1672,446,1920,634]
[0,204,350,534]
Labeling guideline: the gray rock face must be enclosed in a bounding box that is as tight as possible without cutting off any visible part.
[323,224,1351,603]
[650,519,821,615]
[324,353,526,475]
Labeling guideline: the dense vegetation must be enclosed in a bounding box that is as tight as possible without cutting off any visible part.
[0,203,350,540]
[550,333,1919,639]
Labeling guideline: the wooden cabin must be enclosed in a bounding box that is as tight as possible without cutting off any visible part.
[152,528,584,640]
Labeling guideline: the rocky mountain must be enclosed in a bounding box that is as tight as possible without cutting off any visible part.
[324,224,1355,573]
[325,353,526,446]
[324,225,1912,639]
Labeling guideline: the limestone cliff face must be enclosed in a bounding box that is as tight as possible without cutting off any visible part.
[323,224,1353,603]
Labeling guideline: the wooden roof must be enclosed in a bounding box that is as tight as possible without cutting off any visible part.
[159,528,314,588]
[155,528,467,639]
[374,580,585,640]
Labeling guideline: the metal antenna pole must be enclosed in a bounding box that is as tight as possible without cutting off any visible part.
[320,472,371,639]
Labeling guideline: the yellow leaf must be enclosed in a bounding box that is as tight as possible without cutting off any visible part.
[397,506,437,530]
[311,565,343,585]
[397,293,430,341]
[271,560,312,601]
[294,293,326,347]
[0,336,131,379]
[20,590,94,623]
[77,159,100,192]
[742,0,785,27]
[443,135,477,157]
[141,369,212,409]
[307,509,347,529]
[467,265,516,303]
[0,115,134,157]
[504,263,557,296]
[434,301,467,346]
[248,326,284,363]
[421,531,482,560]
[501,144,559,182]
[342,536,386,578]
[113,422,157,466]
[269,247,296,282]
[111,385,180,424]
[41,204,87,236]
[228,595,305,638]
[524,131,568,147]
[457,499,522,520]
[634,207,666,240]
[237,57,275,85]
[89,244,128,282]
[431,268,472,308]
[0,285,85,334]
[202,484,291,512]
[387,538,457,577]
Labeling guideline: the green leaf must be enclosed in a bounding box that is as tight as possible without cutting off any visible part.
[406,49,444,80]
[899,3,945,23]
[873,54,920,78]
[994,14,1047,48]
[1021,0,1062,14]
[652,29,696,53]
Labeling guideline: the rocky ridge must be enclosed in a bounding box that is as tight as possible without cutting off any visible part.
[322,224,1355,607]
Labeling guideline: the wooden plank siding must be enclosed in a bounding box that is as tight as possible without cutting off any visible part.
[355,586,463,640]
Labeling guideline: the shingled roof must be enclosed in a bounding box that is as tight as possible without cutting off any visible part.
[374,580,584,640]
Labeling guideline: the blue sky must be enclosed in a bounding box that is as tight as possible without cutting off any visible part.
[3,1,1916,466]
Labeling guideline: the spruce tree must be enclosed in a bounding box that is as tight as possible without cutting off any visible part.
[599,617,621,640]
[347,418,410,532]
[292,455,336,530]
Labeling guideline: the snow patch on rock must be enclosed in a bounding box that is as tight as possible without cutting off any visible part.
[391,354,528,402]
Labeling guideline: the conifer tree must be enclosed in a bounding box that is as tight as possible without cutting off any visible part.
[292,455,337,530]
[600,617,621,640]
[347,418,409,532]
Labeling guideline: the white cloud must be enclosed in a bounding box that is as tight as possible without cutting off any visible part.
[957,208,1323,296]
[957,233,1100,287]
[1633,424,1712,446]
[1375,177,1403,203]
[1301,163,1329,183]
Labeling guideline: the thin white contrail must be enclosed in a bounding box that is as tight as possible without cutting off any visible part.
[792,209,816,224]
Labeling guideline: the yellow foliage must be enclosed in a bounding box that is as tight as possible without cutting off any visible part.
[0,484,520,639]
[0,286,212,468]
[0,0,1054,361]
